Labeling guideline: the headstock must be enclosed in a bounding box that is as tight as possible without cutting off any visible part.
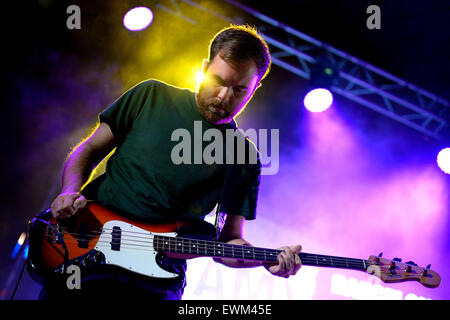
[366,253,441,288]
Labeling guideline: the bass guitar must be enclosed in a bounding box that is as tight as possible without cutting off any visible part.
[27,202,441,288]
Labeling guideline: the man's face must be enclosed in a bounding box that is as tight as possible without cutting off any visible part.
[196,53,260,125]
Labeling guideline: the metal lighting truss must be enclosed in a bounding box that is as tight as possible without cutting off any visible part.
[156,0,449,140]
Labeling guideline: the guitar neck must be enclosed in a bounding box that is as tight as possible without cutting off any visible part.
[154,235,368,271]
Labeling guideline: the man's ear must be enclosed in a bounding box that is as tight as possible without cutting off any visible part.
[251,82,262,94]
[201,59,209,73]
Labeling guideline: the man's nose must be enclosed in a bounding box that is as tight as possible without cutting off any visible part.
[217,86,232,103]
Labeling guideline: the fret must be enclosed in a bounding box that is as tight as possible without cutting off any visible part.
[236,244,243,259]
[199,240,203,255]
[223,243,233,258]
[201,240,208,256]
[188,238,192,254]
[155,235,159,251]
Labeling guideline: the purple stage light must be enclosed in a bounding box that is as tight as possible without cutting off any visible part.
[437,148,450,174]
[123,7,153,31]
[303,88,333,112]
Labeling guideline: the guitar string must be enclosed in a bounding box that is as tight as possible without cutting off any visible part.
[44,223,368,265]
[44,241,371,271]
[44,227,368,265]
[44,237,370,269]
[45,229,364,262]
[42,224,408,269]
[46,224,367,265]
[45,226,366,264]
[44,233,368,268]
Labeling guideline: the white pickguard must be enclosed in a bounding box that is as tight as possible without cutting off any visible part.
[94,220,178,279]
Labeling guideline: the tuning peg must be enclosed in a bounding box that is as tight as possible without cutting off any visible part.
[392,257,402,262]
[375,252,383,263]
[422,264,431,276]
[405,261,417,266]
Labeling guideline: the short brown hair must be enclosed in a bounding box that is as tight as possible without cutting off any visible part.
[209,25,271,81]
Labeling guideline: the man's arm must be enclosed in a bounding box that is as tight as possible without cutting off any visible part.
[213,215,302,278]
[50,122,117,218]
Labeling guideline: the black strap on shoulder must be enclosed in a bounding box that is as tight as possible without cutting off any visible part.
[213,163,239,239]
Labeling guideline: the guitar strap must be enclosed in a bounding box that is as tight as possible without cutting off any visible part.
[213,164,232,239]
[213,163,240,239]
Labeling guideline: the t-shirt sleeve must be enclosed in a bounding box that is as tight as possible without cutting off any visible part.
[221,157,262,221]
[99,80,153,144]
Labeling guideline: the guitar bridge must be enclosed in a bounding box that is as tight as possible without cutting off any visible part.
[45,224,64,244]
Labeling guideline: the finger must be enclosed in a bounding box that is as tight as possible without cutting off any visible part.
[51,197,63,218]
[286,248,297,270]
[291,254,301,274]
[271,251,289,277]
[269,264,281,275]
[73,196,87,210]
[279,251,288,273]
[292,244,302,254]
[52,197,69,218]
[282,250,294,274]
[61,197,77,217]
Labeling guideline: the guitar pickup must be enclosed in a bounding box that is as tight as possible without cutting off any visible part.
[76,223,90,248]
[111,226,121,251]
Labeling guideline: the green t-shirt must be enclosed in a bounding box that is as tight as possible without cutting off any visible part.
[85,79,261,221]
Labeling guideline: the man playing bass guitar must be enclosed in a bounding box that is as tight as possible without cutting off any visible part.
[42,25,302,300]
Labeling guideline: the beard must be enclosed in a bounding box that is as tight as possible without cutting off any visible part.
[196,85,232,124]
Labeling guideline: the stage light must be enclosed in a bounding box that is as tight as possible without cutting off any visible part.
[123,7,153,31]
[11,232,26,259]
[303,50,339,113]
[303,88,333,112]
[196,70,205,88]
[437,148,450,174]
[23,244,29,260]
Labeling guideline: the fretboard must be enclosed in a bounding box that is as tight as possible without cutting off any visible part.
[153,235,368,271]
